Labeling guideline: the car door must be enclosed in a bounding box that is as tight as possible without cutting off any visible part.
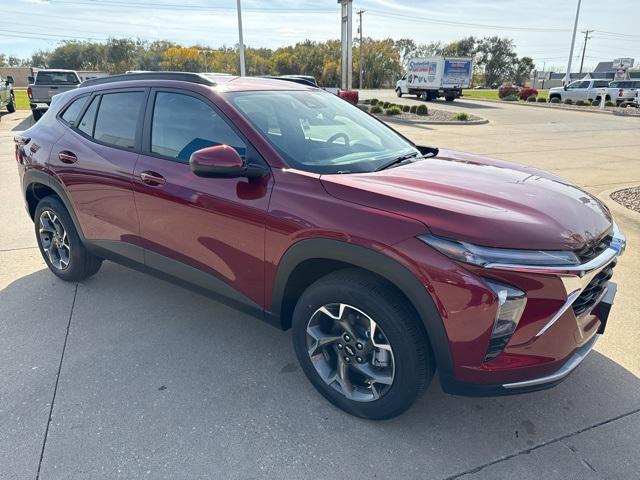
[50,89,147,261]
[133,88,273,308]
[0,76,7,107]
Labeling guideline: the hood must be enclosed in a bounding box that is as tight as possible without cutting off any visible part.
[320,149,612,250]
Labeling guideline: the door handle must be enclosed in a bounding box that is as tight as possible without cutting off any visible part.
[140,171,166,186]
[58,151,77,164]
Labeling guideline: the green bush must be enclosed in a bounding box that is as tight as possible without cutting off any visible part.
[564,98,573,105]
[591,100,600,106]
[416,104,428,115]
[370,98,379,105]
[605,101,615,107]
[549,97,560,103]
[454,112,469,121]
[382,101,391,108]
[385,106,402,115]
[526,96,537,102]
[409,105,417,114]
[361,99,371,105]
[370,105,383,114]
[575,100,586,106]
[502,94,518,101]
[537,97,547,103]
[402,105,410,112]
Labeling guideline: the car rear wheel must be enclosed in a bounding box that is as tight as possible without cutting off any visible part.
[292,269,434,420]
[35,196,102,281]
[32,109,42,121]
[7,92,16,113]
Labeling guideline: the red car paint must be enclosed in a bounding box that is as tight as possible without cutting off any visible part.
[16,75,622,395]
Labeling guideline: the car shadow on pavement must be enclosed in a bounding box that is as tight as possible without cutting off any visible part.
[429,99,499,110]
[2,262,639,479]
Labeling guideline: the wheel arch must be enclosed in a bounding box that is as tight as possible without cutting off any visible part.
[270,238,455,379]
[23,169,86,241]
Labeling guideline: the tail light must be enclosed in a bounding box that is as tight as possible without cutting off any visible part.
[27,86,32,99]
[483,279,527,361]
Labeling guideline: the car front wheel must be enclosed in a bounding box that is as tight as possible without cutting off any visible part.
[292,269,434,420]
[396,88,402,98]
[7,92,16,113]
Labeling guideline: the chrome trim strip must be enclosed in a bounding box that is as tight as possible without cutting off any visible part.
[503,334,598,389]
[535,289,582,337]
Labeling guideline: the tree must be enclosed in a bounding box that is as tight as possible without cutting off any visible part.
[475,36,517,86]
[513,56,535,85]
[161,46,203,71]
[443,36,476,57]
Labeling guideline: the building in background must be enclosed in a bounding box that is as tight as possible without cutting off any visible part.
[0,67,34,87]
[531,59,638,89]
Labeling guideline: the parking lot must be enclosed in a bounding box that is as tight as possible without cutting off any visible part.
[1,96,639,479]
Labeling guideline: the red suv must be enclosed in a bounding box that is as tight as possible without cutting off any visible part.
[15,73,625,419]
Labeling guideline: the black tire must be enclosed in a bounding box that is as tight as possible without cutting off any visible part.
[445,96,455,102]
[292,269,434,420]
[32,109,42,121]
[7,92,16,113]
[35,195,102,282]
[396,88,402,98]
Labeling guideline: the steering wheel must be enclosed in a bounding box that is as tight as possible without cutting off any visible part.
[326,132,350,147]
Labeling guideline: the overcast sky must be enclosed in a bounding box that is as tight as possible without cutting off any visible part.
[3,0,639,72]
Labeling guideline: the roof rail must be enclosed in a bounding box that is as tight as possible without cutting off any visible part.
[80,71,216,88]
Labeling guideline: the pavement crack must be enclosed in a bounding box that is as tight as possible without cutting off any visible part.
[0,246,39,252]
[35,282,78,480]
[441,407,640,479]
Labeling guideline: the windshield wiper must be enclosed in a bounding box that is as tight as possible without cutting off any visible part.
[375,151,422,171]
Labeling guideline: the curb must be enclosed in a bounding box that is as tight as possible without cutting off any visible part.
[597,184,640,223]
[460,96,628,116]
[374,115,489,126]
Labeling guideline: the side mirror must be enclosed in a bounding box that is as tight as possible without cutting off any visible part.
[6,76,13,85]
[189,145,268,179]
[28,76,35,84]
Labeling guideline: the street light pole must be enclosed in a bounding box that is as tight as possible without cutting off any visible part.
[237,0,246,76]
[563,0,581,86]
[357,9,365,89]
[338,0,353,91]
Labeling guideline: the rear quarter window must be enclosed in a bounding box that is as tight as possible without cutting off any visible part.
[60,96,88,125]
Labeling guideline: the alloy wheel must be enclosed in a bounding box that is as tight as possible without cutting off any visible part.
[306,303,395,402]
[38,210,70,270]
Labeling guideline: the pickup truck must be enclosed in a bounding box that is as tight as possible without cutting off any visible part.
[609,80,640,105]
[27,69,81,121]
[0,74,16,113]
[549,78,634,105]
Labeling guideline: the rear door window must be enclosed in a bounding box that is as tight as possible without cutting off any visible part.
[93,91,145,149]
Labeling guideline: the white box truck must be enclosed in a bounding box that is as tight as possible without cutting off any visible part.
[395,56,473,102]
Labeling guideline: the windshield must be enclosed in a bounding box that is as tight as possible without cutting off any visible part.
[36,72,80,84]
[227,90,418,174]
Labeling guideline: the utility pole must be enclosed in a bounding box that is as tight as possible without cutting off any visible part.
[357,9,365,89]
[579,29,593,74]
[338,0,353,90]
[237,0,246,76]
[563,0,581,86]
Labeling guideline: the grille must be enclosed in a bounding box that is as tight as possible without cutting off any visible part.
[574,233,612,263]
[572,259,616,316]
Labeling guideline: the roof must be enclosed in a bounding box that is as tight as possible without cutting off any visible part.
[594,62,614,73]
[79,71,316,92]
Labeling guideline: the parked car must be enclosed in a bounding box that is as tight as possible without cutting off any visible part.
[609,80,640,105]
[27,69,81,121]
[396,56,473,101]
[0,74,16,113]
[15,72,625,419]
[549,79,616,104]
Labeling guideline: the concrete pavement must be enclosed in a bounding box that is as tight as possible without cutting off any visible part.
[1,102,639,479]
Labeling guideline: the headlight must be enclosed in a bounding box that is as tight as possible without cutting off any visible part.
[418,234,580,267]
